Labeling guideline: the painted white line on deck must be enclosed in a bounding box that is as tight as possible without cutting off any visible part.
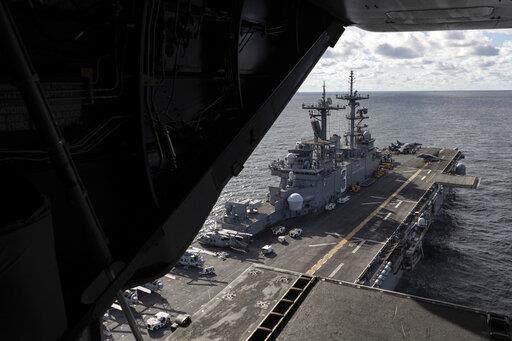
[329,263,345,278]
[352,237,386,245]
[427,169,432,174]
[384,212,392,221]
[395,200,403,208]
[306,167,425,276]
[361,201,382,205]
[421,175,427,181]
[309,242,337,247]
[371,196,386,200]
[352,240,366,254]
[165,274,176,280]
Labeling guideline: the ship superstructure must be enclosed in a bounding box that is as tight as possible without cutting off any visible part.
[337,71,381,185]
[207,72,382,236]
[267,81,346,218]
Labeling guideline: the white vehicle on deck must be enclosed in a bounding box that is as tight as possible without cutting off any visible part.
[289,228,303,238]
[261,245,274,255]
[325,203,336,211]
[146,312,171,331]
[272,226,286,235]
[338,196,350,204]
[278,236,287,244]
[143,279,163,292]
[122,289,138,306]
[200,266,216,276]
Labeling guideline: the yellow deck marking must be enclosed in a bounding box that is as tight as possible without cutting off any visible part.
[305,167,424,276]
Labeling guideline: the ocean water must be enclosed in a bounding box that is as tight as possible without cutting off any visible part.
[208,91,512,315]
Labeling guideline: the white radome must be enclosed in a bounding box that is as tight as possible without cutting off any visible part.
[287,193,303,211]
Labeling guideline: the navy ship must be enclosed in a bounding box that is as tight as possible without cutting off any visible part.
[104,72,482,339]
[203,72,382,237]
[192,71,476,290]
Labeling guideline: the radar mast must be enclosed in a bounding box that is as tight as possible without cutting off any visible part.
[336,71,370,151]
[302,81,344,140]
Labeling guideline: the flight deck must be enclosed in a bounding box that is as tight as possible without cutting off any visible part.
[102,147,499,340]
[170,265,505,341]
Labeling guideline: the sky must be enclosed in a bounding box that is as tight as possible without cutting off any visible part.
[299,27,512,92]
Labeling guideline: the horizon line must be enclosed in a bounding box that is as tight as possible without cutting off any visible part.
[297,89,512,93]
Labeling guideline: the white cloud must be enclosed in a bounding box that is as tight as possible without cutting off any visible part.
[299,27,512,91]
[375,43,423,59]
[444,31,465,40]
[472,44,500,56]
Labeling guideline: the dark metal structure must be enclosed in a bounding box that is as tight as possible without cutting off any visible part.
[0,0,511,339]
[302,82,342,140]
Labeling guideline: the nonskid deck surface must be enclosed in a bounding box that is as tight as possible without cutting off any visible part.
[106,148,462,340]
[169,266,301,340]
[170,265,499,341]
[278,278,493,341]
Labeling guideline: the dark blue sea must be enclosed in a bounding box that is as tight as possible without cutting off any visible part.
[207,91,512,315]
